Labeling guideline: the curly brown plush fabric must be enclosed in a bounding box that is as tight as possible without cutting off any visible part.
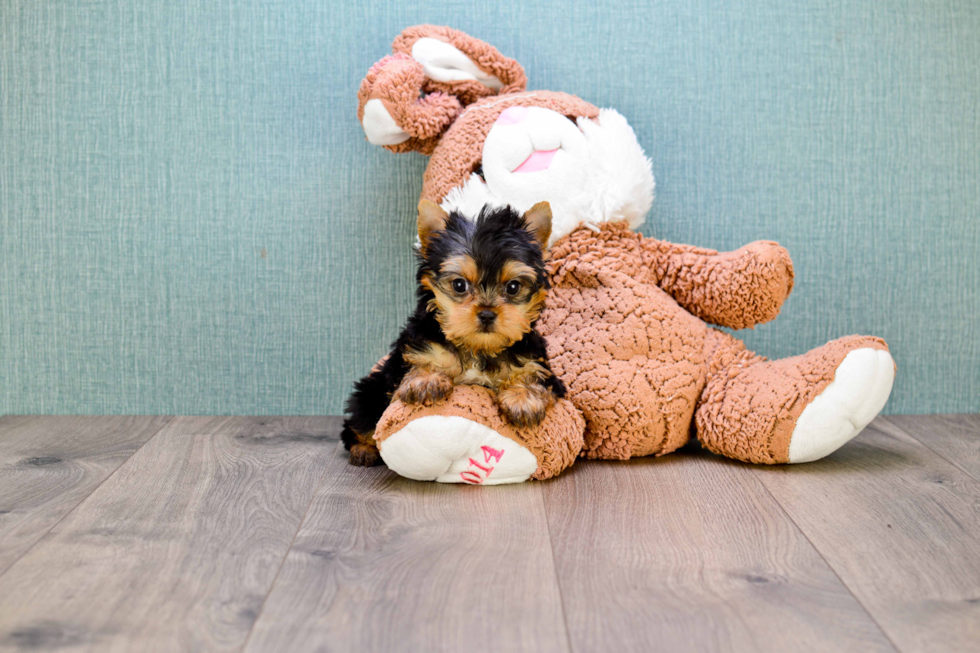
[696,331,890,463]
[540,223,884,463]
[642,239,796,330]
[391,25,528,100]
[375,385,585,480]
[548,225,796,331]
[356,54,463,156]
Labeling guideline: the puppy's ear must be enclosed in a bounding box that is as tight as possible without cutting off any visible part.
[418,200,449,252]
[523,202,552,248]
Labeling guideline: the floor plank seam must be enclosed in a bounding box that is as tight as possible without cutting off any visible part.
[749,468,904,653]
[540,483,576,653]
[237,444,336,652]
[886,417,980,485]
[0,415,176,581]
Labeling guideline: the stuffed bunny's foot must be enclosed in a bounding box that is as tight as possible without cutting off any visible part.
[787,348,895,463]
[696,332,895,464]
[374,385,585,483]
[379,416,538,484]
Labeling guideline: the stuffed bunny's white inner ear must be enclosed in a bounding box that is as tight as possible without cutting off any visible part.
[411,38,503,90]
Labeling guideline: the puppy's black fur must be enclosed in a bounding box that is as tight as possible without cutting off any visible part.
[341,204,564,466]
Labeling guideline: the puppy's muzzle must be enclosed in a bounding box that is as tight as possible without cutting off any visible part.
[477,309,497,330]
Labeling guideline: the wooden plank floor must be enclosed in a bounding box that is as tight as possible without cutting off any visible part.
[0,416,172,577]
[0,415,977,653]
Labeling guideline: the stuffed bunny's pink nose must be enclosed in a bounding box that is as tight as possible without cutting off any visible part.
[495,106,529,126]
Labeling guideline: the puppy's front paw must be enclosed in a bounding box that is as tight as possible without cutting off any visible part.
[349,443,382,467]
[496,384,554,429]
[395,370,454,407]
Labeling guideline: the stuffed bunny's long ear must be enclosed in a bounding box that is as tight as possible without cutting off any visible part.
[410,38,504,90]
[357,25,527,155]
[392,25,527,99]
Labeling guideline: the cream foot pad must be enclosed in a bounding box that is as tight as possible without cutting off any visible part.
[378,415,539,485]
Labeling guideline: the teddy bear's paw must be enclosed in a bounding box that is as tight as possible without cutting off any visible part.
[378,415,539,485]
[788,348,896,463]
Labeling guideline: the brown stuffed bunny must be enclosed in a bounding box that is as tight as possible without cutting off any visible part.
[356,25,895,484]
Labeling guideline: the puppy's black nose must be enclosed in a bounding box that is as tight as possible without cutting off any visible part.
[478,309,496,326]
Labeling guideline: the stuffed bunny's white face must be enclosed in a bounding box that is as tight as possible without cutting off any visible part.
[482,106,591,202]
[442,106,655,245]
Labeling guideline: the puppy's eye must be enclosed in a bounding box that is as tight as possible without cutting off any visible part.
[505,280,522,296]
[451,279,468,294]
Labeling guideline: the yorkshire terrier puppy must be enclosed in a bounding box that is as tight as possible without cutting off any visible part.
[341,200,565,466]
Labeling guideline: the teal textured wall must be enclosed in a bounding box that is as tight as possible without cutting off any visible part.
[1,1,978,416]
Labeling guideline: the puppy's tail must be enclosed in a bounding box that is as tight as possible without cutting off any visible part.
[342,364,399,451]
[340,421,360,451]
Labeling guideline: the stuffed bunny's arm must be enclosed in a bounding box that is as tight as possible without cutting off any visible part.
[641,237,795,330]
